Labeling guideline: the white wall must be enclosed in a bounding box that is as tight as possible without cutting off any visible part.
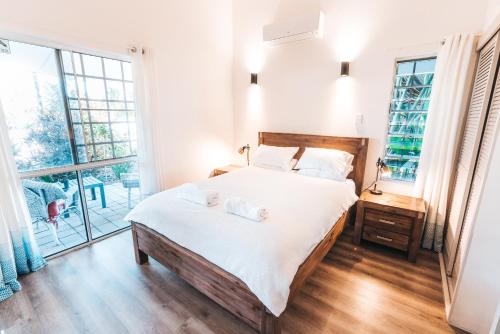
[449,120,500,333]
[145,1,234,188]
[484,0,500,30]
[232,0,489,194]
[0,0,234,189]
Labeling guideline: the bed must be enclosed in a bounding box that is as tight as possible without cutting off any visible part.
[128,132,368,334]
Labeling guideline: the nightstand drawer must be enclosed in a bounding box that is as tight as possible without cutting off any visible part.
[364,209,413,234]
[362,225,409,251]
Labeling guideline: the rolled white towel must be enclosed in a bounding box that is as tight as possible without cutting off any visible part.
[224,197,268,222]
[177,183,219,206]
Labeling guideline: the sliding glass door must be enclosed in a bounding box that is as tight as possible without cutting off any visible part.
[0,39,140,257]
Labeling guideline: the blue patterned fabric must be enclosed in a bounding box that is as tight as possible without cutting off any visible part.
[0,228,46,302]
[0,96,47,303]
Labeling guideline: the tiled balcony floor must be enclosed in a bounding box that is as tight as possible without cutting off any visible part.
[33,182,142,257]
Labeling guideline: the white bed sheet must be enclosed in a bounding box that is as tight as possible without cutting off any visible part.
[125,166,358,316]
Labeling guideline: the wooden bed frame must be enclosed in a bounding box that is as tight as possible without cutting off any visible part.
[131,132,368,333]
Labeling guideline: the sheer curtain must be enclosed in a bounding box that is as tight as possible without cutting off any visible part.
[415,34,476,251]
[130,47,161,196]
[0,99,46,302]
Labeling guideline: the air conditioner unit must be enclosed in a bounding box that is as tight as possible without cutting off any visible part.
[263,12,324,46]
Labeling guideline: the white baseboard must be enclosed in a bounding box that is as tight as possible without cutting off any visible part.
[439,253,472,333]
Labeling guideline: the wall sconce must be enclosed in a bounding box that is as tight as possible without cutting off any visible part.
[340,62,350,77]
[250,73,258,84]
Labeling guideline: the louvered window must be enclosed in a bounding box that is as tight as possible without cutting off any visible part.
[383,58,436,182]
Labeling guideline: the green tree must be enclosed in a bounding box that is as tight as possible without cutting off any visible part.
[22,80,73,171]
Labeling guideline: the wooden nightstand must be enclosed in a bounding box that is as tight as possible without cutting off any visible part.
[354,191,426,262]
[211,164,243,177]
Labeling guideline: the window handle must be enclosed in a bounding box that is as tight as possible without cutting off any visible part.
[376,235,393,242]
[379,218,396,225]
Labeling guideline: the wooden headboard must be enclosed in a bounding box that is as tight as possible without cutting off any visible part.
[258,132,369,194]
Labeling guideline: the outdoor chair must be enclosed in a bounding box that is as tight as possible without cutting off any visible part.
[22,179,82,245]
[121,173,141,209]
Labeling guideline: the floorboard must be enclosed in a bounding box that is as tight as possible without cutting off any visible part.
[0,227,465,333]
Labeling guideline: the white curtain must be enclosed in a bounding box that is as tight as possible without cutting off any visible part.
[130,47,161,195]
[415,34,476,251]
[0,99,45,302]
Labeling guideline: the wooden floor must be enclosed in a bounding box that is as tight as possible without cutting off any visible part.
[0,227,463,334]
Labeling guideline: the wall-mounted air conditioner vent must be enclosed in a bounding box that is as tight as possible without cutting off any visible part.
[263,12,324,46]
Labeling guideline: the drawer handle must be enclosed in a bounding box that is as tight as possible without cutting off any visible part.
[379,218,396,225]
[376,235,393,242]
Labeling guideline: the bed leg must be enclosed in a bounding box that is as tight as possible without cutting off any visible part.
[261,309,281,334]
[132,224,148,265]
[135,248,148,265]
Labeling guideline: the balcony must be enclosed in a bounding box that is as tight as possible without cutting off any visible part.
[23,163,142,257]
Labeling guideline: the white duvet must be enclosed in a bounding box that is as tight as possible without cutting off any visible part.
[125,166,358,316]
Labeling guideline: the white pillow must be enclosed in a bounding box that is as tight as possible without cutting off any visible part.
[297,166,352,181]
[251,145,299,171]
[252,158,299,172]
[296,147,354,180]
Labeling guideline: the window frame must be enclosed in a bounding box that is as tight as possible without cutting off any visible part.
[0,35,138,259]
[60,49,137,163]
[382,55,437,183]
[0,34,136,170]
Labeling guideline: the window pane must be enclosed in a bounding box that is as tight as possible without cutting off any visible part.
[384,58,436,182]
[104,58,122,79]
[124,82,135,101]
[73,53,83,75]
[86,78,105,99]
[68,99,79,109]
[77,146,88,163]
[396,61,414,75]
[95,144,113,160]
[415,58,436,73]
[114,142,131,158]
[73,124,85,145]
[82,54,103,77]
[61,51,73,73]
[106,80,124,100]
[0,41,74,172]
[109,101,126,110]
[88,100,107,109]
[111,123,130,141]
[23,171,88,257]
[86,145,95,161]
[92,124,111,143]
[77,76,87,98]
[90,109,109,122]
[110,110,128,122]
[81,162,140,239]
[81,110,90,122]
[122,62,132,81]
[65,75,77,98]
[71,109,81,123]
